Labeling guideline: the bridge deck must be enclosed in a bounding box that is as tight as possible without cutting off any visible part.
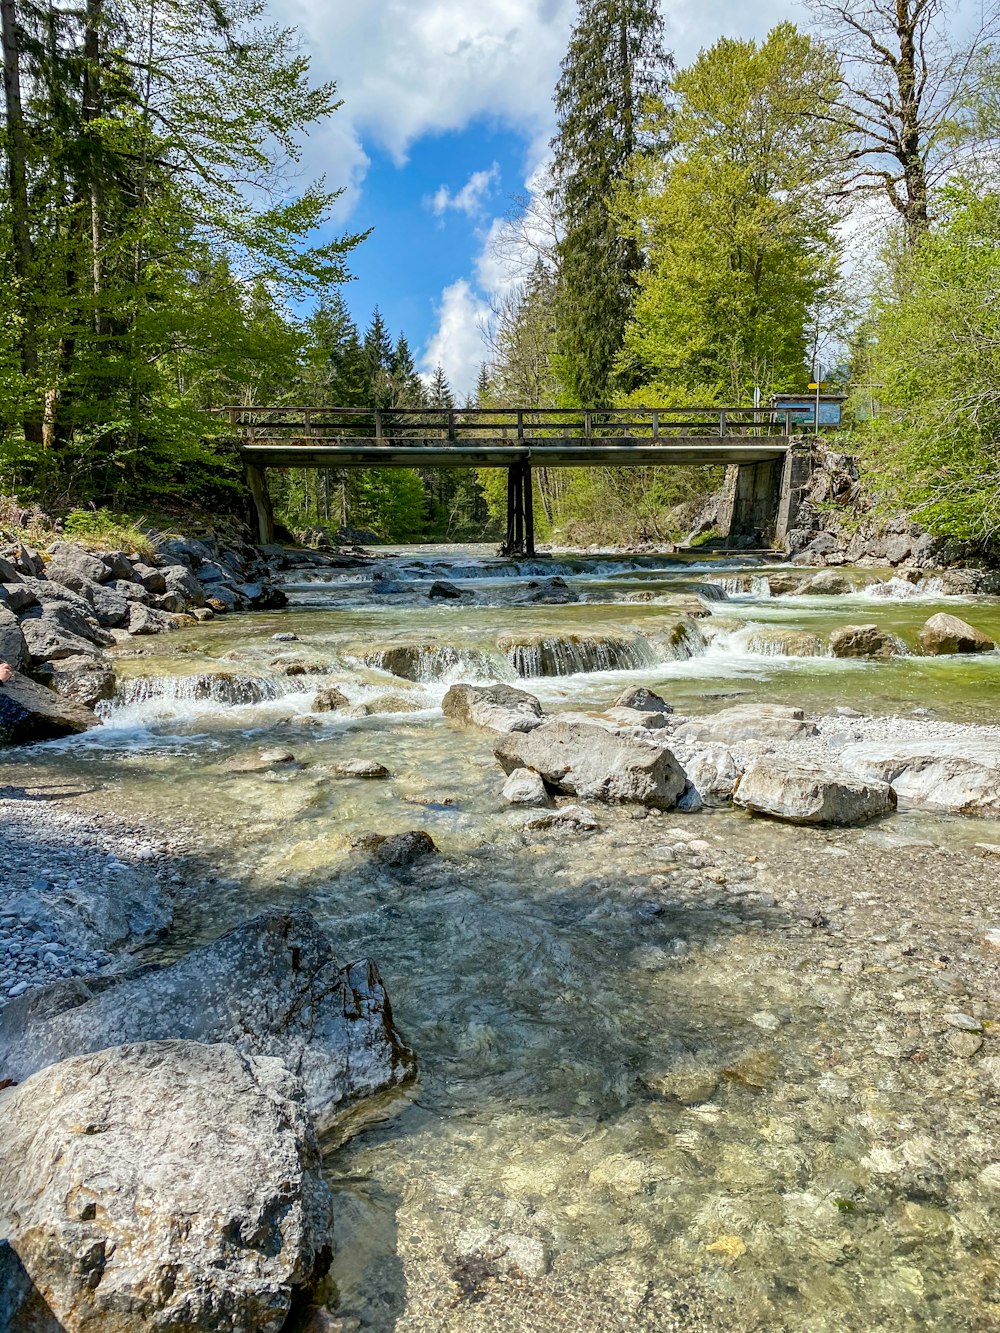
[239,439,789,469]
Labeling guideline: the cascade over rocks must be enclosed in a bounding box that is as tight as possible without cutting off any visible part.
[442,682,544,734]
[494,720,687,809]
[0,909,416,1130]
[918,612,996,655]
[734,758,896,825]
[0,1040,335,1333]
[497,631,651,676]
[740,627,827,657]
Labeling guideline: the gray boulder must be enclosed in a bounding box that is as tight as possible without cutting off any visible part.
[829,624,907,659]
[313,686,349,712]
[612,685,672,714]
[673,742,741,804]
[161,563,206,606]
[735,759,895,825]
[494,720,687,809]
[126,602,175,635]
[0,604,28,671]
[34,655,116,709]
[0,582,37,613]
[45,543,112,585]
[795,571,853,595]
[428,580,463,599]
[20,614,104,663]
[17,577,95,619]
[442,682,544,734]
[673,704,817,745]
[0,1040,334,1333]
[131,563,167,594]
[918,612,995,655]
[0,671,100,744]
[0,910,415,1131]
[840,737,1000,818]
[501,767,550,806]
[0,554,22,582]
[100,550,136,581]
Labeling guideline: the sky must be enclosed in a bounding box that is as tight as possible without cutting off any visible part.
[275,0,801,396]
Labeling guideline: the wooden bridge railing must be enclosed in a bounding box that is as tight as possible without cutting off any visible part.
[215,404,797,444]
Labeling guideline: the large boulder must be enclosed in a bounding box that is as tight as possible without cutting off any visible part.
[442,682,543,734]
[612,685,672,714]
[918,613,996,655]
[0,1040,334,1333]
[34,655,117,710]
[673,704,818,745]
[160,563,206,607]
[673,742,742,804]
[494,720,687,809]
[829,624,907,659]
[795,571,854,595]
[44,543,112,586]
[734,759,895,825]
[0,671,100,744]
[0,910,415,1132]
[0,604,28,671]
[840,737,1000,818]
[0,582,37,613]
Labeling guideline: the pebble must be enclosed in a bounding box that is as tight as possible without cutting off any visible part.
[947,1030,984,1057]
[272,631,299,641]
[944,1012,982,1031]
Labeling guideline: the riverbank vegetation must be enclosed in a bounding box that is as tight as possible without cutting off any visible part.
[2,0,1000,548]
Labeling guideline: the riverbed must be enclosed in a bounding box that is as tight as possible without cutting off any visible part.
[5,546,1000,1332]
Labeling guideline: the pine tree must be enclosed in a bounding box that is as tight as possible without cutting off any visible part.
[389,333,423,406]
[550,0,672,406]
[361,308,394,408]
[427,364,454,408]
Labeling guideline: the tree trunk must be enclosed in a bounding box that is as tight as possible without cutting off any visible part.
[0,0,42,441]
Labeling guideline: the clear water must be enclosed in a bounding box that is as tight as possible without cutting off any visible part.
[7,546,1000,1331]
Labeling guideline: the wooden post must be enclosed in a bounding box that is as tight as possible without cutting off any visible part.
[246,464,276,545]
[505,465,517,553]
[522,461,535,557]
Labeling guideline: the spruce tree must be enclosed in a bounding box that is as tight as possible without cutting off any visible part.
[428,364,455,408]
[361,308,394,408]
[550,0,672,406]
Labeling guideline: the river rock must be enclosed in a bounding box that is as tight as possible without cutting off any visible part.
[442,682,543,734]
[523,803,599,830]
[313,686,349,712]
[0,604,28,671]
[0,910,415,1128]
[918,613,996,655]
[347,693,422,717]
[0,582,37,612]
[830,624,907,659]
[840,738,1000,817]
[0,1040,334,1333]
[131,562,167,594]
[501,767,550,806]
[355,830,439,867]
[673,704,817,745]
[494,720,687,809]
[0,670,101,744]
[734,759,895,825]
[497,631,647,676]
[334,759,390,778]
[795,571,853,595]
[613,685,672,714]
[126,602,175,635]
[428,580,463,599]
[605,705,671,730]
[99,550,136,581]
[34,655,116,709]
[160,563,206,606]
[673,742,741,803]
[362,643,454,680]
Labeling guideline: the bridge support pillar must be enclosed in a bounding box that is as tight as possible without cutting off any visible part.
[503,462,534,557]
[246,464,276,545]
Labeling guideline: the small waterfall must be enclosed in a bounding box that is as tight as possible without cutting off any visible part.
[497,632,656,677]
[688,582,729,602]
[651,619,709,661]
[707,574,772,598]
[111,672,296,708]
[361,644,509,683]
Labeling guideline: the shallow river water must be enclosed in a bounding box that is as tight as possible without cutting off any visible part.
[8,547,1000,1332]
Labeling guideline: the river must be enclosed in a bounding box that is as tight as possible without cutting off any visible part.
[6,546,1000,1332]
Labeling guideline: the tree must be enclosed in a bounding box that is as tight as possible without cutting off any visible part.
[549,0,672,406]
[619,23,845,402]
[806,0,1000,245]
[0,0,363,508]
[864,184,1000,541]
[390,334,422,406]
[427,364,454,408]
[361,308,394,408]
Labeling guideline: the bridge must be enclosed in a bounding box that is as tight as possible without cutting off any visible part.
[220,405,813,554]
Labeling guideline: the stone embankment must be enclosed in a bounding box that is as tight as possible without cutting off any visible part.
[0,534,368,744]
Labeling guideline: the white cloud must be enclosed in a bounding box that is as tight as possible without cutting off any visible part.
[420,279,492,397]
[431,164,501,217]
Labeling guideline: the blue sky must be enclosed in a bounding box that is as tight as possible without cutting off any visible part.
[276,0,802,394]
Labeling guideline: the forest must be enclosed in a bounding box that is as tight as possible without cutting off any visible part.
[2,0,1000,549]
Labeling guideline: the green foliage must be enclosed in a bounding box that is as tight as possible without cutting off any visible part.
[61,507,157,557]
[550,0,672,405]
[863,186,1000,543]
[619,23,844,403]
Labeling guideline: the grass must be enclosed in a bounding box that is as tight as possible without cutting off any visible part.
[0,495,158,561]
